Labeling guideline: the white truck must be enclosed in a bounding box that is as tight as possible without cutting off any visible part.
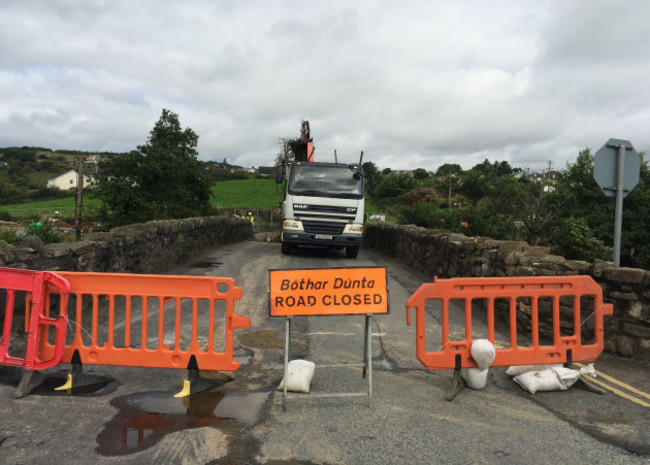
[278,159,365,258]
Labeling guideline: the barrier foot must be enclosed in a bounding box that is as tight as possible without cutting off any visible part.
[445,370,466,401]
[445,355,465,401]
[13,370,45,398]
[54,351,112,393]
[174,355,226,398]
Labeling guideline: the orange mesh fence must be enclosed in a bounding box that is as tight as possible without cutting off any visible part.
[39,272,250,371]
[405,276,613,370]
[0,267,70,370]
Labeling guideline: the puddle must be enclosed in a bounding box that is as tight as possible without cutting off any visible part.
[97,390,269,455]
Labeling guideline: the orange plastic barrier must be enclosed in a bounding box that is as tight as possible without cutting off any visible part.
[39,272,250,371]
[405,276,613,370]
[0,267,70,370]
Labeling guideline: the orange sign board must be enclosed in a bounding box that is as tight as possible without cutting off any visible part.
[269,267,388,316]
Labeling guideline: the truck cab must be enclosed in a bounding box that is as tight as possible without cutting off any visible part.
[279,161,364,258]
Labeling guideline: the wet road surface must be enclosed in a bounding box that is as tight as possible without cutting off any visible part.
[0,240,648,464]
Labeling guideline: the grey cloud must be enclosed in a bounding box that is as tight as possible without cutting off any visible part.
[0,0,648,171]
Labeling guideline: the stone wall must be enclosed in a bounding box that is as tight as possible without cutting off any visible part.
[365,222,650,361]
[0,215,252,274]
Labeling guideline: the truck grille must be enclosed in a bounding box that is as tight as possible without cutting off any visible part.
[295,204,356,220]
[303,221,345,235]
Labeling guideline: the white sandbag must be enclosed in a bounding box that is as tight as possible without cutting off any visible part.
[513,365,595,394]
[471,339,496,370]
[277,359,315,393]
[461,368,489,390]
[505,364,563,377]
[459,340,495,390]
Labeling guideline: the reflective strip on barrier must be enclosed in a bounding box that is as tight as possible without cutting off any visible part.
[0,267,70,370]
[39,272,250,371]
[405,276,614,370]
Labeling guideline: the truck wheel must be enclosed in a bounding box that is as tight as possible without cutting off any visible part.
[281,242,293,255]
[346,246,359,258]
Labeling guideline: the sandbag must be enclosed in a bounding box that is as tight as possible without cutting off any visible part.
[505,364,563,377]
[471,339,496,370]
[277,359,316,393]
[513,364,595,394]
[460,339,496,390]
[461,368,489,390]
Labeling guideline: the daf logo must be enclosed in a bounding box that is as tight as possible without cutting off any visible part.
[346,208,357,212]
[294,204,308,210]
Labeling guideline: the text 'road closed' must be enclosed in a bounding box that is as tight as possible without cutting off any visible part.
[269,267,388,316]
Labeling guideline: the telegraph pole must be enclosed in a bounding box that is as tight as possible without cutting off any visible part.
[75,156,84,240]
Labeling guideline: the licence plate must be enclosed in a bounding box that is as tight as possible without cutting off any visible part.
[314,234,333,240]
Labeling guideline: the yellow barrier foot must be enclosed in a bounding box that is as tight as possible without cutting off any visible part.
[13,370,45,398]
[174,355,227,398]
[53,350,112,394]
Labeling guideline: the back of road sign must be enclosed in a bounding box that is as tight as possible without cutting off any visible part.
[594,138,640,197]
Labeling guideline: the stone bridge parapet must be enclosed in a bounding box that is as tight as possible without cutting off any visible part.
[0,215,251,274]
[365,222,650,361]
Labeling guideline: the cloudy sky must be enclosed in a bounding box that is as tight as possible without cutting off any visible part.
[1,0,648,172]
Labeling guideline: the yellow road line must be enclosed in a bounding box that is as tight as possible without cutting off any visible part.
[582,376,650,408]
[575,362,650,407]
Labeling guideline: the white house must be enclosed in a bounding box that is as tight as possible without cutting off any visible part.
[46,170,93,190]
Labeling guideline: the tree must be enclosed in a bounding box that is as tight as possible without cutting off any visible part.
[374,171,416,203]
[486,176,566,245]
[94,109,211,226]
[435,163,463,177]
[413,168,430,180]
[557,148,650,267]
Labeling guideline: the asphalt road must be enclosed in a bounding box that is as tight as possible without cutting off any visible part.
[0,239,649,464]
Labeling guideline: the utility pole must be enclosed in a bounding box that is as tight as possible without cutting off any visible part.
[75,156,84,240]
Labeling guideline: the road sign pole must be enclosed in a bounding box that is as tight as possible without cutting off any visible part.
[613,144,626,266]
[594,138,639,267]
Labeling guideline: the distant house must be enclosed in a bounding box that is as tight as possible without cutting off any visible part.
[257,166,275,177]
[46,170,93,190]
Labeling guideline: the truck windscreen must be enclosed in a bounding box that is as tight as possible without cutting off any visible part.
[288,164,363,199]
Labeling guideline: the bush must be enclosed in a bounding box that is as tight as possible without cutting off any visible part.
[549,217,612,262]
[25,220,65,244]
[0,228,20,245]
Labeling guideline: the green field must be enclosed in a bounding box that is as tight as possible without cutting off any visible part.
[210,178,284,209]
[0,197,101,218]
[0,178,382,219]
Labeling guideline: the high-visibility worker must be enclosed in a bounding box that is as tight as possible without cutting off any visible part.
[247,211,256,236]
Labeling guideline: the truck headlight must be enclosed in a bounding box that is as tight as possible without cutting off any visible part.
[343,224,363,234]
[283,220,304,231]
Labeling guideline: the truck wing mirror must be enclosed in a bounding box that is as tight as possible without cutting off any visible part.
[348,164,364,180]
[276,170,284,184]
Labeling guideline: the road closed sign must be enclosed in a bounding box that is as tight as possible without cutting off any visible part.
[269,267,388,316]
